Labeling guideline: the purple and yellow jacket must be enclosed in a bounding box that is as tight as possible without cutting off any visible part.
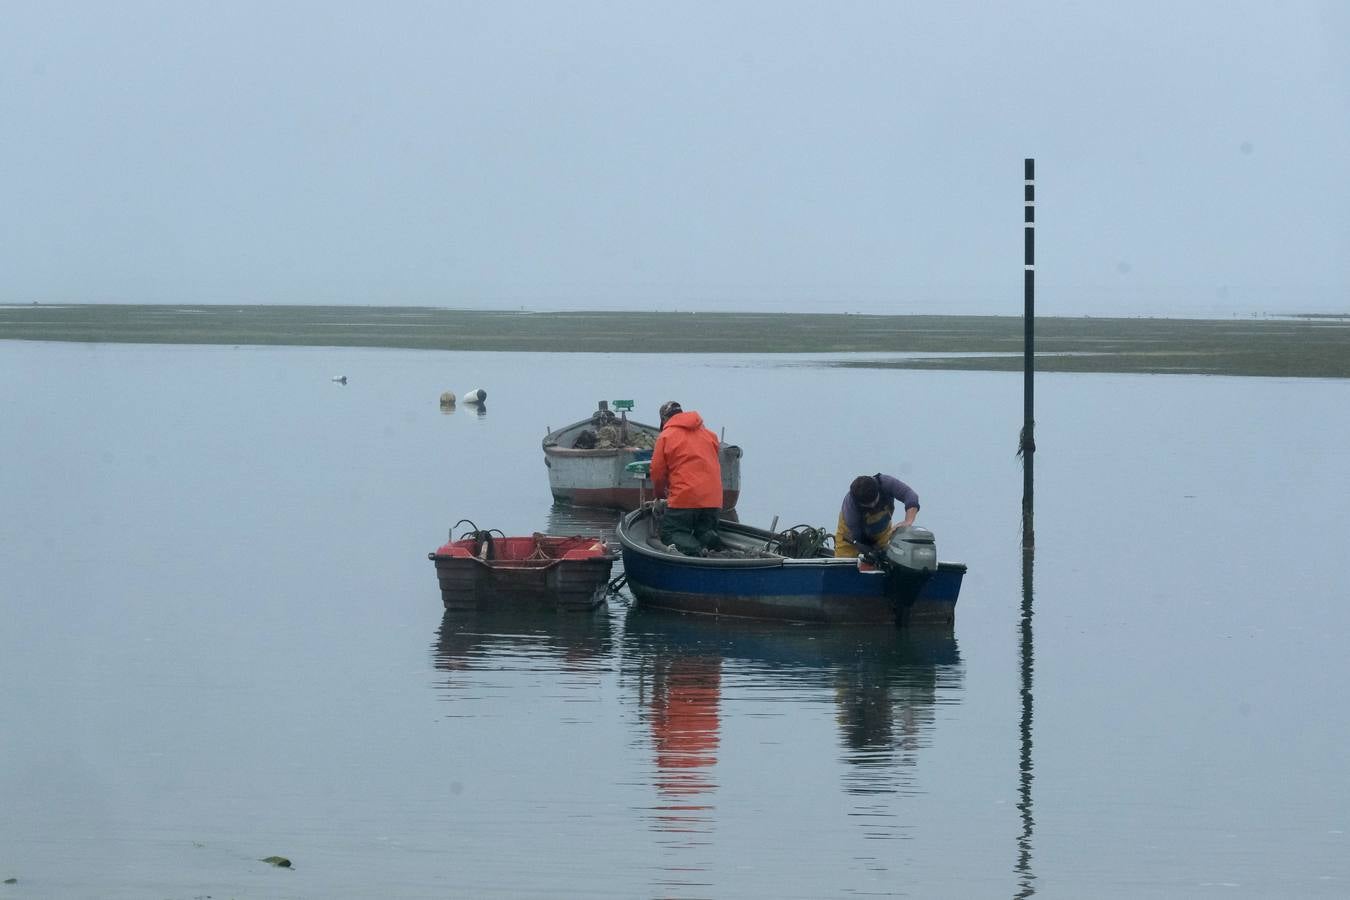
[835,474,920,554]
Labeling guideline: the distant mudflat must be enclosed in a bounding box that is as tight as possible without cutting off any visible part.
[3,303,1347,378]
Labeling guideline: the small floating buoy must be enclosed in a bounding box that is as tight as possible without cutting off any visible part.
[439,391,456,407]
[462,389,486,404]
[332,375,347,384]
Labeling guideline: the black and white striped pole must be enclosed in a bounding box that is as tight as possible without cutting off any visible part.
[1016,158,1038,897]
[1020,158,1036,548]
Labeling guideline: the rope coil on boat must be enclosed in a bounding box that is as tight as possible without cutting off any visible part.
[452,519,506,561]
[772,524,833,559]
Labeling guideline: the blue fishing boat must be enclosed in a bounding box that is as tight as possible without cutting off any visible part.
[616,507,965,626]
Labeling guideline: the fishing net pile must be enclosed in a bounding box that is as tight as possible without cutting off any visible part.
[571,419,657,450]
[697,547,778,559]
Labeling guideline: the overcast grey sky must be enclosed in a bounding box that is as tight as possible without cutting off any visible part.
[3,1,1347,316]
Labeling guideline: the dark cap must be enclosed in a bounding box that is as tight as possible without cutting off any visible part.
[659,401,683,423]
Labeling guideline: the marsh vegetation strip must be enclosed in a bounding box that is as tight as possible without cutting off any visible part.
[3,303,1348,378]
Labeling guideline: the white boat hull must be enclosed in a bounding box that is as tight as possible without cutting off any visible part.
[543,409,741,511]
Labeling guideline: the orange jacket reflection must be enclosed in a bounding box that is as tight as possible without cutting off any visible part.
[650,656,721,797]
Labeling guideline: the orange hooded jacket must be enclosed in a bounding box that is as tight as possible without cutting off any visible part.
[650,410,724,509]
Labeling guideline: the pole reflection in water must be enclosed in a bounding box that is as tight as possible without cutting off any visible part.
[1016,543,1037,897]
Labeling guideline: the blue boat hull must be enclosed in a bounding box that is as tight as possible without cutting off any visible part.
[617,509,964,626]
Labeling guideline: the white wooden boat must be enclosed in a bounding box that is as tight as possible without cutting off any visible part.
[542,400,742,511]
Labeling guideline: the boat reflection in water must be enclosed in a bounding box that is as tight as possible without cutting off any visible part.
[829,626,963,801]
[430,506,623,677]
[431,606,615,686]
[622,608,964,854]
[543,503,625,546]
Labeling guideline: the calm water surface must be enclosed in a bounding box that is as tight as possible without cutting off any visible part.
[2,341,1348,898]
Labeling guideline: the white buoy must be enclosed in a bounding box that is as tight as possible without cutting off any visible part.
[463,388,486,404]
[332,375,347,384]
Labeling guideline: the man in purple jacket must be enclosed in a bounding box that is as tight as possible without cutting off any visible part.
[834,473,920,559]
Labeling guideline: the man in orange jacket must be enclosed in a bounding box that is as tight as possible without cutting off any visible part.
[650,400,725,555]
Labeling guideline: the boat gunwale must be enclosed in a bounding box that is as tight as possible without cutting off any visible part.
[542,415,661,450]
[544,445,645,459]
[428,552,616,570]
[617,508,967,574]
[541,415,742,454]
[429,533,616,567]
